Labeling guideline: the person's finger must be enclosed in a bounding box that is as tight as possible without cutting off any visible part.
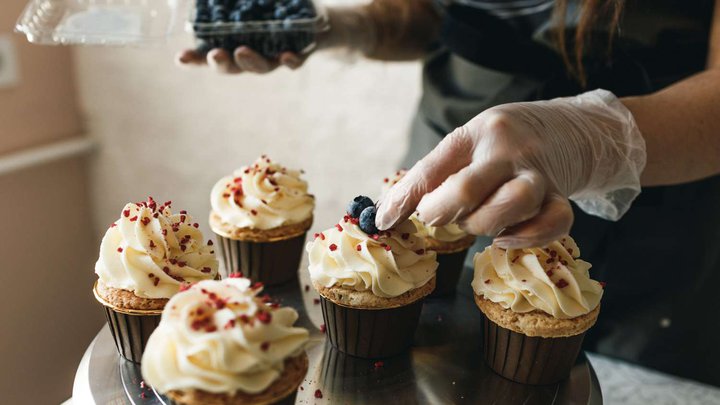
[279,52,304,70]
[207,49,242,74]
[415,159,516,226]
[457,170,546,235]
[493,193,574,249]
[234,47,278,73]
[176,49,207,66]
[375,127,476,230]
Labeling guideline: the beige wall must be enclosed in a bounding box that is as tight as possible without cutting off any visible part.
[0,0,81,153]
[75,37,423,241]
[0,1,102,404]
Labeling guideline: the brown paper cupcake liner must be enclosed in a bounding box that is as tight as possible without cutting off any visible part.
[93,282,163,363]
[320,297,423,359]
[429,248,469,297]
[482,315,585,385]
[216,232,307,286]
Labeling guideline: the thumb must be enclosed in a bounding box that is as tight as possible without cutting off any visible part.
[376,127,475,230]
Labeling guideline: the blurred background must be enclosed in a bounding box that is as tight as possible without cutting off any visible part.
[0,0,420,403]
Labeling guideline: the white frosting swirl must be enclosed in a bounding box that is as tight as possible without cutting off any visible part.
[142,278,309,395]
[471,236,603,319]
[95,198,218,299]
[382,169,468,243]
[306,217,438,298]
[210,156,314,230]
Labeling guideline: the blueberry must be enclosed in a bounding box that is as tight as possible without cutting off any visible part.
[347,196,374,218]
[359,206,379,235]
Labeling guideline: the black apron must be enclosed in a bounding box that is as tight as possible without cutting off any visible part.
[404,0,720,386]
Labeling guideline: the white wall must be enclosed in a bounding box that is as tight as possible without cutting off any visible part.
[74,34,422,240]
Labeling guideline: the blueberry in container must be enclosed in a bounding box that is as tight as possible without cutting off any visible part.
[190,0,330,58]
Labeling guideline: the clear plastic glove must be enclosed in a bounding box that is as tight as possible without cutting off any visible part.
[376,89,646,248]
[176,7,375,74]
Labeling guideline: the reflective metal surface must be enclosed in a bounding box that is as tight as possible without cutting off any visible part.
[77,267,602,404]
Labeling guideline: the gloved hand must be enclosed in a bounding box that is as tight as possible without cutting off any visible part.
[176,7,375,74]
[376,89,646,248]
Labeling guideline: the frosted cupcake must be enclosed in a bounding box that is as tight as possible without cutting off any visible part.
[383,170,475,296]
[94,197,218,363]
[307,196,438,358]
[142,277,309,405]
[210,155,314,285]
[471,236,603,384]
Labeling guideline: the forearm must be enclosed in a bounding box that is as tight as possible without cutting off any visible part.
[321,0,441,61]
[621,68,720,186]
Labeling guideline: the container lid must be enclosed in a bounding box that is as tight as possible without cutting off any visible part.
[16,0,188,46]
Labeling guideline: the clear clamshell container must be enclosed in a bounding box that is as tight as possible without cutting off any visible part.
[15,0,329,54]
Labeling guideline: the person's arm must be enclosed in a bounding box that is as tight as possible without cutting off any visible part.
[375,2,720,249]
[622,1,720,185]
[177,0,441,73]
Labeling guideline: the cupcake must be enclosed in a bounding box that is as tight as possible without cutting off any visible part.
[307,196,438,358]
[471,236,603,384]
[141,277,309,405]
[383,170,475,296]
[210,155,314,285]
[94,197,219,363]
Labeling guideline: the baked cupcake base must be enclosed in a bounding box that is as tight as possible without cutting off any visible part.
[211,213,312,286]
[165,353,309,405]
[475,295,599,385]
[93,281,164,363]
[316,278,435,358]
[426,235,475,297]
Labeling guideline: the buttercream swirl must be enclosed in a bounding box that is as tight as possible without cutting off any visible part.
[382,169,468,243]
[307,217,438,298]
[141,278,309,395]
[210,156,314,230]
[95,198,218,299]
[471,236,603,319]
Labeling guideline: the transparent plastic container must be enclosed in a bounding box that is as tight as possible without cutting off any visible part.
[189,0,329,58]
[16,0,188,46]
[15,0,329,55]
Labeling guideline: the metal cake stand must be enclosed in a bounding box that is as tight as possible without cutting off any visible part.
[73,267,602,404]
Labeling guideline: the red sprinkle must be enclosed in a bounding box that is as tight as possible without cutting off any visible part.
[179,282,194,292]
[201,267,212,273]
[546,270,554,277]
[251,209,258,216]
[329,244,338,251]
[140,392,146,399]
[313,298,320,305]
[193,223,199,228]
[117,247,123,253]
[208,240,214,246]
[314,389,323,399]
[141,217,150,226]
[320,324,326,333]
[356,245,362,251]
[374,361,384,369]
[123,209,130,217]
[383,178,389,183]
[335,224,343,232]
[384,245,392,251]
[129,216,138,222]
[257,311,272,324]
[304,284,310,292]
[556,279,569,288]
[252,282,264,290]
[599,281,607,288]
[260,341,270,351]
[149,240,156,248]
[484,279,491,284]
[228,272,244,278]
[319,233,325,240]
[225,319,236,329]
[415,249,425,255]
